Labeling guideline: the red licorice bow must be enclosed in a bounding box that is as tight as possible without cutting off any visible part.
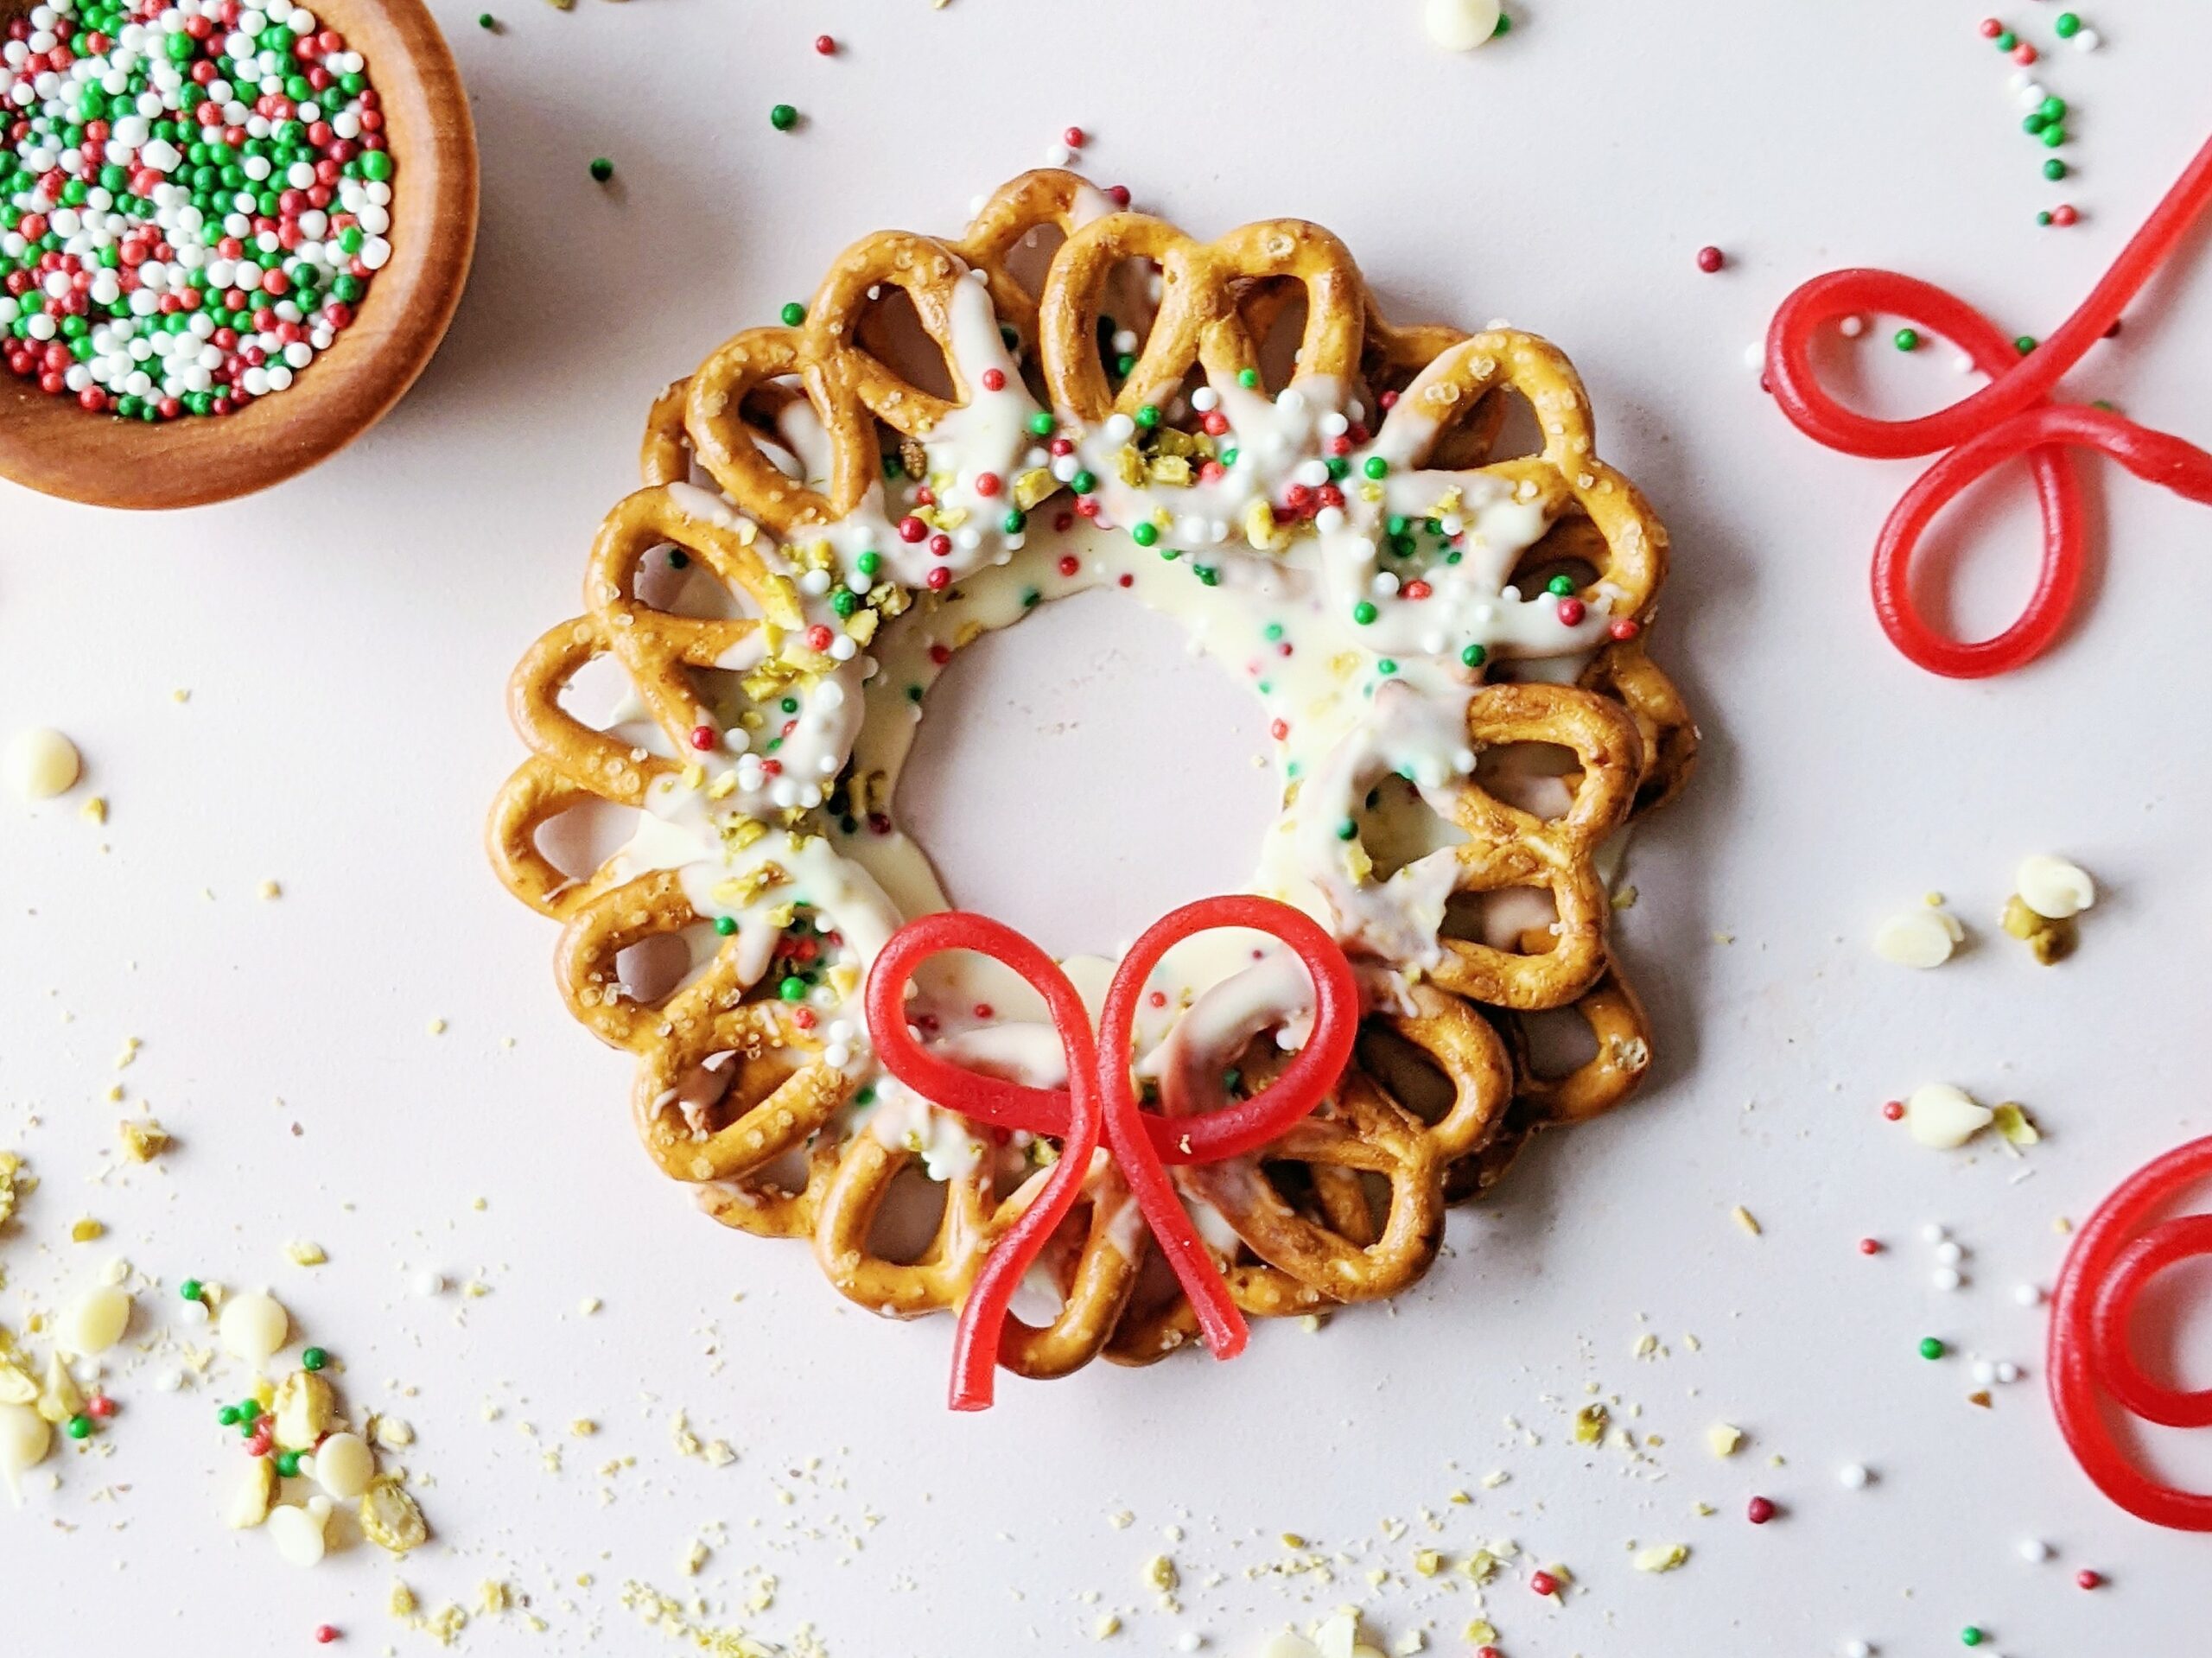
[864,894,1358,1411]
[1766,132,2212,678]
[2047,1135,2212,1530]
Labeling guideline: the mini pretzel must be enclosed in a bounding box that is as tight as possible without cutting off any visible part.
[489,174,1698,1388]
[1429,683,1643,1011]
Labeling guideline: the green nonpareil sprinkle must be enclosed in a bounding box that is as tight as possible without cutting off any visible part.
[770,104,799,132]
[588,156,613,182]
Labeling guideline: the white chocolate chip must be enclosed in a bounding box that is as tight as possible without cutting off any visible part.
[312,1432,375,1500]
[4,727,81,800]
[0,1401,53,1501]
[60,1286,133,1356]
[2016,854,2094,920]
[267,1500,329,1566]
[1904,1083,1993,1150]
[1423,0,1503,52]
[219,1290,289,1365]
[1872,907,1963,969]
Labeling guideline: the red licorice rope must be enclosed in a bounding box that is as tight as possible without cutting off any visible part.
[864,895,1357,1410]
[2047,1135,2212,1530]
[1766,133,2212,677]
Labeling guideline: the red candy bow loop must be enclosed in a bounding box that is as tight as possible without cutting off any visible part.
[865,912,1103,1413]
[862,895,1357,1411]
[1765,132,2212,679]
[1106,894,1361,1167]
[2048,1135,2212,1530]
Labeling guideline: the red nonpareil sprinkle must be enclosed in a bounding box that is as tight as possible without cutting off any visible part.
[1105,184,1130,207]
[1882,1099,1904,1121]
[1075,495,1103,518]
[86,1394,116,1419]
[1697,245,1726,274]
[1402,580,1433,600]
[1378,389,1400,409]
[2013,41,2037,63]
[1116,573,1134,588]
[791,1007,817,1030]
[973,1003,995,1020]
[759,759,782,777]
[896,516,927,543]
[928,643,952,665]
[1978,16,2002,36]
[928,533,953,558]
[979,368,1006,392]
[926,567,952,590]
[1057,555,1080,577]
[1269,718,1288,741]
[2077,1570,2104,1590]
[1053,511,1074,532]
[2052,205,2079,227]
[1529,1570,1560,1598]
[314,1627,340,1646]
[1147,989,1167,1009]
[1746,1496,1777,1524]
[1557,597,1587,626]
[973,471,1002,498]
[1478,1649,1503,1658]
[1859,1237,1883,1255]
[689,725,716,752]
[813,34,836,54]
[1201,410,1230,437]
[804,625,834,652]
[1063,125,1085,148]
[1609,617,1642,641]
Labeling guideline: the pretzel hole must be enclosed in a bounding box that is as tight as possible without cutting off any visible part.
[1473,742,1581,819]
[864,1164,953,1266]
[1249,282,1309,395]
[742,384,836,486]
[740,1138,817,1199]
[1356,773,1465,880]
[857,284,959,403]
[1440,887,1562,955]
[1093,257,1163,387]
[632,544,756,620]
[1474,382,1545,463]
[531,797,637,889]
[1516,1004,1601,1082]
[615,926,716,1004]
[1357,1024,1459,1128]
[1508,518,1604,600]
[1005,223,1066,304]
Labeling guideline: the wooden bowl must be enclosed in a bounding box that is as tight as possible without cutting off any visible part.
[0,0,477,510]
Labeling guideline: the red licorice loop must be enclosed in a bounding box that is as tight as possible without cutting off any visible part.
[2047,1135,2212,1529]
[1765,133,2212,678]
[863,895,1357,1410]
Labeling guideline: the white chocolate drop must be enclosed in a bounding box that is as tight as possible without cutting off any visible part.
[1,1401,53,1502]
[2016,854,2094,920]
[60,1286,133,1356]
[4,727,80,800]
[267,1500,329,1566]
[1904,1083,1993,1150]
[311,1431,375,1499]
[219,1290,290,1365]
[1424,0,1504,51]
[1872,908,1962,969]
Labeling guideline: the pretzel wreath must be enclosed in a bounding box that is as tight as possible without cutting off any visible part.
[489,173,1698,1383]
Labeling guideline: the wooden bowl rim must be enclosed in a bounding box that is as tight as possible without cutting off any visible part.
[0,0,478,511]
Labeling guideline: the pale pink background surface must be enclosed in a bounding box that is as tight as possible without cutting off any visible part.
[3,2,2209,1652]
